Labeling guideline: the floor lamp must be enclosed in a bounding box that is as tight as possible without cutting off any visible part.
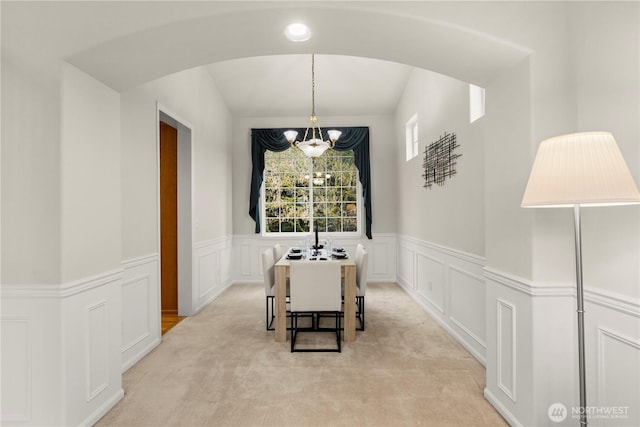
[521,131,640,426]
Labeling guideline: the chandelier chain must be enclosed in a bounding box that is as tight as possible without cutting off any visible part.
[283,54,341,158]
[311,54,316,116]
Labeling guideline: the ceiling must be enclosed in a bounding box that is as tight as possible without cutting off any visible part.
[1,1,531,117]
[206,55,413,117]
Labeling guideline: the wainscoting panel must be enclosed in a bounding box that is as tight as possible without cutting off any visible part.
[61,270,124,427]
[416,253,445,313]
[449,266,486,348]
[121,254,160,372]
[397,243,415,288]
[0,292,63,425]
[0,317,32,423]
[586,294,640,427]
[396,235,487,364]
[484,266,640,427]
[86,301,109,401]
[1,270,125,426]
[121,276,150,352]
[597,328,640,418]
[496,299,516,402]
[240,242,252,277]
[194,237,234,313]
[196,249,217,301]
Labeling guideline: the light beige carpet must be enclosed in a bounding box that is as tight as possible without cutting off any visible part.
[96,283,507,427]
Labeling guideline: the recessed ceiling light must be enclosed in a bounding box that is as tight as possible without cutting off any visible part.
[284,23,311,42]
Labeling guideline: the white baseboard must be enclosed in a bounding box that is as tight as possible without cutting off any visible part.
[80,388,124,427]
[484,387,523,427]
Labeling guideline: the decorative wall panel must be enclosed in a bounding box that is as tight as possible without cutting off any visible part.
[121,255,160,372]
[416,253,445,313]
[0,318,31,422]
[121,275,150,353]
[597,328,640,418]
[497,299,516,401]
[449,266,486,347]
[86,301,109,400]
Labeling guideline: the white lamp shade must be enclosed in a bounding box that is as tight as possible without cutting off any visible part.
[522,131,640,208]
[327,129,342,143]
[298,138,330,158]
[284,130,298,143]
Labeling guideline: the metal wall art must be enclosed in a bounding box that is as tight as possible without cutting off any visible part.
[422,132,461,189]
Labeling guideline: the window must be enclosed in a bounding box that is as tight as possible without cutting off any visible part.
[262,148,360,235]
[405,114,419,161]
[469,84,485,123]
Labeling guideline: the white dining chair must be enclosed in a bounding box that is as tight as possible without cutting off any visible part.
[273,243,284,263]
[289,260,342,352]
[261,248,277,330]
[354,244,369,331]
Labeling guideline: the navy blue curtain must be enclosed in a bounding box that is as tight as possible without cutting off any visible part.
[249,126,372,239]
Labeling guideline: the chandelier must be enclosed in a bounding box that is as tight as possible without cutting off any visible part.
[284,54,341,158]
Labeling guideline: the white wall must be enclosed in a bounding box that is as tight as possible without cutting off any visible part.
[570,2,640,299]
[60,64,122,283]
[121,66,233,260]
[1,52,61,284]
[394,68,485,256]
[484,58,534,279]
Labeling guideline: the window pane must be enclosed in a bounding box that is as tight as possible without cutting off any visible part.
[343,203,357,217]
[315,218,327,232]
[263,147,359,234]
[343,187,357,202]
[266,219,280,233]
[327,218,340,232]
[295,219,309,233]
[294,203,308,218]
[326,203,341,218]
[314,202,327,217]
[265,204,280,218]
[343,218,357,232]
[281,219,295,232]
[296,188,309,202]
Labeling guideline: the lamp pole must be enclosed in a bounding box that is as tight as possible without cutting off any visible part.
[573,205,588,426]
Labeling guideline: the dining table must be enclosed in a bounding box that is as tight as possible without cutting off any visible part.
[274,248,357,342]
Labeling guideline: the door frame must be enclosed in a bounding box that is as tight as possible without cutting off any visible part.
[156,103,195,317]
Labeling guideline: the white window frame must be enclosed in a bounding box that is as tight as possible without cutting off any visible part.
[405,113,419,161]
[260,152,363,238]
[469,84,485,123]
